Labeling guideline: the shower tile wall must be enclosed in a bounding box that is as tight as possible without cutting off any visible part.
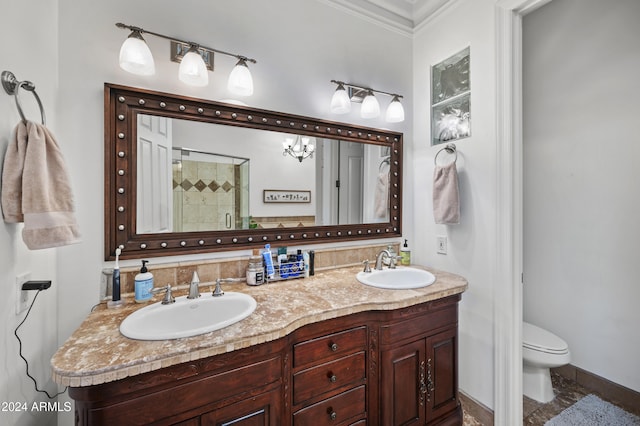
[173,159,236,232]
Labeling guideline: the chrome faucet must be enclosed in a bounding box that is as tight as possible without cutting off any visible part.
[211,277,245,297]
[187,271,201,299]
[374,249,400,270]
[374,249,392,270]
[150,284,175,304]
[212,279,225,297]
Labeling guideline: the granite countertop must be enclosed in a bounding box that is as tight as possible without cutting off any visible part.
[51,265,467,387]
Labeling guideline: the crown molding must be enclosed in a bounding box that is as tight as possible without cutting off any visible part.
[320,0,457,35]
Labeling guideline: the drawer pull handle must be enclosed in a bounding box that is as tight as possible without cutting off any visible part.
[330,342,338,352]
[329,373,337,383]
[327,408,337,420]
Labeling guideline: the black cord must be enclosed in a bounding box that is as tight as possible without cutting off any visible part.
[14,289,68,399]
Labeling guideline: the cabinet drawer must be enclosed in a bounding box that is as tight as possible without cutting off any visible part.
[293,352,366,405]
[380,305,456,344]
[293,385,366,426]
[294,326,366,368]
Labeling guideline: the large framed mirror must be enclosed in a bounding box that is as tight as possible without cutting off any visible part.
[105,84,402,260]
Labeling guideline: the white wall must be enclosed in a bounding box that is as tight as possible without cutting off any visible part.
[0,1,62,425]
[412,0,498,409]
[523,0,640,392]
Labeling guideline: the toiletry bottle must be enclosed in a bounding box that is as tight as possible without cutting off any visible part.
[295,250,304,277]
[309,250,315,276]
[134,260,154,303]
[278,247,289,279]
[108,248,123,308]
[263,244,275,280]
[401,239,411,266]
[302,250,310,278]
[246,255,264,285]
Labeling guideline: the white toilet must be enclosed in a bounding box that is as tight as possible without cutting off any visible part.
[522,321,570,403]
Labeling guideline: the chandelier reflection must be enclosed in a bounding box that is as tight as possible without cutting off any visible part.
[282,135,315,163]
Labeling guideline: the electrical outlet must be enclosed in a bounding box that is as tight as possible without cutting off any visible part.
[16,272,31,315]
[436,236,448,255]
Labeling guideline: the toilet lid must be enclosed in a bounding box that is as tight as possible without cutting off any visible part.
[523,322,569,354]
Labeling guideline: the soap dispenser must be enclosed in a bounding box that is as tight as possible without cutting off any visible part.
[400,239,411,266]
[134,260,154,303]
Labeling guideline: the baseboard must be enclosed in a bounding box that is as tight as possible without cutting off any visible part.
[460,391,494,425]
[553,364,640,416]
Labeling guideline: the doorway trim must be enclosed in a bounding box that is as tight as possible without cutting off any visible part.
[494,0,554,424]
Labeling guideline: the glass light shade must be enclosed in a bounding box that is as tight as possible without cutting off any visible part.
[330,85,351,114]
[227,59,254,96]
[361,92,380,119]
[385,97,405,123]
[283,137,294,149]
[179,47,209,87]
[119,32,155,76]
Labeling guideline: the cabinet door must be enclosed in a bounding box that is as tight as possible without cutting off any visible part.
[425,328,458,422]
[380,339,425,426]
[201,388,281,426]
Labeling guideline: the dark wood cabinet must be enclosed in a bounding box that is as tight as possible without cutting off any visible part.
[427,328,459,422]
[381,339,426,425]
[69,295,461,425]
[378,298,461,425]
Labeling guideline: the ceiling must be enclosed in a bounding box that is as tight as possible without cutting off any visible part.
[322,0,455,34]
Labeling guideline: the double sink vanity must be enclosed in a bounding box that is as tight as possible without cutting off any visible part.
[55,84,469,424]
[52,265,467,425]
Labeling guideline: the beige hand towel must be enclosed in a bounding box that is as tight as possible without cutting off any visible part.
[1,121,81,249]
[433,161,460,224]
[374,172,389,218]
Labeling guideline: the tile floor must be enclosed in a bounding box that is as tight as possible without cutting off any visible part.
[523,371,637,425]
[463,370,637,425]
[463,410,483,426]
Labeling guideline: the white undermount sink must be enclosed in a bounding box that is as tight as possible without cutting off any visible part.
[120,292,257,340]
[356,267,436,290]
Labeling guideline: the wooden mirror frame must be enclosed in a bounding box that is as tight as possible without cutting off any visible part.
[105,83,402,260]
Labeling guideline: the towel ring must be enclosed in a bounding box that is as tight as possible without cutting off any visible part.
[1,70,46,125]
[434,143,457,166]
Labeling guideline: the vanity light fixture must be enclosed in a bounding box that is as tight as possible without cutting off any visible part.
[116,23,256,95]
[330,80,404,122]
[178,44,209,87]
[283,135,315,163]
[330,81,351,114]
[360,90,380,119]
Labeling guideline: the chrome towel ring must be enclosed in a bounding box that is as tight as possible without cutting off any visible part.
[1,70,46,125]
[434,143,457,166]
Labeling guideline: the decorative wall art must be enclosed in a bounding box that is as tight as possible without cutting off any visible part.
[431,46,471,145]
[263,190,311,203]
